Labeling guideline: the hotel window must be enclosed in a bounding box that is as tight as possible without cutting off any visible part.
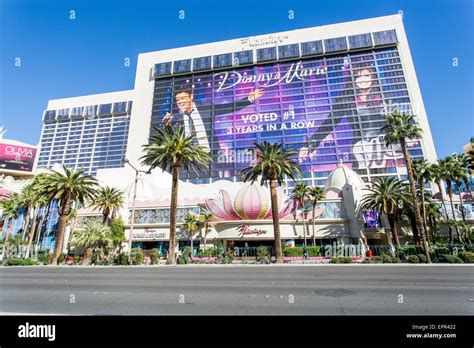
[373,30,398,46]
[193,56,211,71]
[213,53,233,69]
[233,50,253,66]
[173,59,192,74]
[98,103,113,116]
[113,102,127,114]
[278,44,300,60]
[301,40,323,56]
[84,105,97,117]
[69,107,84,118]
[154,62,172,77]
[324,37,348,53]
[348,33,372,50]
[256,47,277,63]
[44,110,56,122]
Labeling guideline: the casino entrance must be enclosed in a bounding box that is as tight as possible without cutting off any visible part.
[228,240,275,249]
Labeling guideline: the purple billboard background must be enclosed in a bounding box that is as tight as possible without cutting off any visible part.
[152,47,420,179]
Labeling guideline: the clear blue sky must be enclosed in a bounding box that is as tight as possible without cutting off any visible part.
[0,0,472,158]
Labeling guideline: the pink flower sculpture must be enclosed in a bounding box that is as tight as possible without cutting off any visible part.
[205,182,297,221]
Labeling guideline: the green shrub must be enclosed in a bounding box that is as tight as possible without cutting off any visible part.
[440,254,464,264]
[116,252,129,265]
[45,253,54,265]
[36,250,48,264]
[58,253,67,264]
[200,248,214,257]
[4,257,38,266]
[211,246,224,257]
[368,254,398,264]
[178,256,187,264]
[150,249,160,264]
[416,253,427,263]
[407,255,420,263]
[330,256,352,264]
[181,247,193,260]
[10,235,27,246]
[307,246,321,256]
[459,251,474,263]
[256,246,270,263]
[95,255,114,265]
[284,247,303,257]
[131,248,144,265]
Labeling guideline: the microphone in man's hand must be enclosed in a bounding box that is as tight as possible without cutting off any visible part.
[163,112,173,126]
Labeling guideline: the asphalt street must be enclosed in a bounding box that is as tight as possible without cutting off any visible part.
[0,265,473,315]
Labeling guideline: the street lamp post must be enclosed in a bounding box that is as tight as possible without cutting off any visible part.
[124,159,150,264]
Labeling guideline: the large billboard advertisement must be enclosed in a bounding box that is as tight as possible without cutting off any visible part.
[0,142,37,172]
[151,47,424,180]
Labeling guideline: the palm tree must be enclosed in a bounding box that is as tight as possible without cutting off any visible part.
[140,125,211,264]
[359,177,409,248]
[199,212,213,251]
[308,186,325,247]
[25,193,49,259]
[241,142,301,263]
[412,159,431,242]
[438,156,460,242]
[34,165,98,265]
[467,137,474,173]
[382,111,431,263]
[453,153,473,200]
[71,222,112,265]
[91,186,125,225]
[18,183,36,241]
[33,201,52,255]
[183,213,200,258]
[429,163,450,218]
[425,202,442,243]
[451,157,467,222]
[1,194,21,258]
[291,183,311,248]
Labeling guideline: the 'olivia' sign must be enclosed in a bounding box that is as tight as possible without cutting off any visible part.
[0,143,36,172]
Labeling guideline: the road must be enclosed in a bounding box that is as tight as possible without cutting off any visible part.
[0,265,473,315]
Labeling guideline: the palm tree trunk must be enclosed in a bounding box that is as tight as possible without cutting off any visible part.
[1,218,13,258]
[435,180,452,243]
[20,207,30,241]
[455,182,466,222]
[25,206,39,258]
[302,199,307,249]
[34,206,48,254]
[270,180,283,263]
[203,222,208,251]
[420,186,430,245]
[168,165,180,264]
[312,204,316,247]
[66,217,77,256]
[52,197,72,265]
[82,246,93,265]
[447,187,460,242]
[102,208,110,225]
[408,213,420,244]
[463,178,473,200]
[400,138,431,263]
[387,214,400,247]
[51,213,68,265]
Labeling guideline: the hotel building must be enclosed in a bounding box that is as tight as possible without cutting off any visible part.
[33,14,451,255]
